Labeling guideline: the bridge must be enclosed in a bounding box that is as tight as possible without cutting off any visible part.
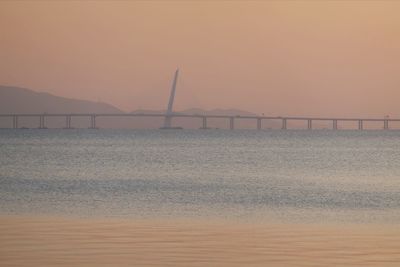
[1,70,398,130]
[0,112,398,130]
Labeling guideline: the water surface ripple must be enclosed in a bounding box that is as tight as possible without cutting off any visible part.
[1,129,400,223]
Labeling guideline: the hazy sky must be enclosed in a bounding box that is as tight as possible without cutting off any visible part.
[1,1,400,117]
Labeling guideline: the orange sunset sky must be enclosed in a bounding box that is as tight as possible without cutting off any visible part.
[1,0,399,117]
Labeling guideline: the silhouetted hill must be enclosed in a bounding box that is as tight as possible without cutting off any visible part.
[131,109,164,114]
[179,108,258,116]
[0,86,275,129]
[0,86,123,114]
[131,108,259,116]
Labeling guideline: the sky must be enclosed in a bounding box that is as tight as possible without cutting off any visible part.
[1,0,400,117]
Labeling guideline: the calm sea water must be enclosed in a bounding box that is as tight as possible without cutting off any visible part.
[1,129,400,223]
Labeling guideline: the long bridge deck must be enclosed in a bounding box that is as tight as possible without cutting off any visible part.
[0,113,398,130]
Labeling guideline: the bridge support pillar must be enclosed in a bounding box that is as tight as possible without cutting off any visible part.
[201,117,207,129]
[39,115,46,129]
[333,120,338,130]
[65,115,72,129]
[90,115,97,129]
[384,120,389,130]
[229,117,234,130]
[13,115,18,129]
[358,120,363,130]
[257,118,262,130]
[307,119,312,130]
[282,118,287,130]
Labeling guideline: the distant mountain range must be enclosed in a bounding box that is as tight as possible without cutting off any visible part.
[0,85,265,129]
[0,86,123,114]
[0,86,369,129]
[131,108,258,116]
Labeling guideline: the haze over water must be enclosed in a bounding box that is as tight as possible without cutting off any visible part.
[1,129,400,224]
[1,1,400,117]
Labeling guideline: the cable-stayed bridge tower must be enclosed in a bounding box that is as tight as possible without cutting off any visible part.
[161,69,181,129]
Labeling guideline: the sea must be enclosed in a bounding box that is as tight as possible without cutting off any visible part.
[1,129,400,224]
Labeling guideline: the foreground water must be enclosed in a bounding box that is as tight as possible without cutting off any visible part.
[1,129,400,223]
[2,217,400,267]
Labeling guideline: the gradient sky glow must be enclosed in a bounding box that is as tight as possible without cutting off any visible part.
[1,1,400,117]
